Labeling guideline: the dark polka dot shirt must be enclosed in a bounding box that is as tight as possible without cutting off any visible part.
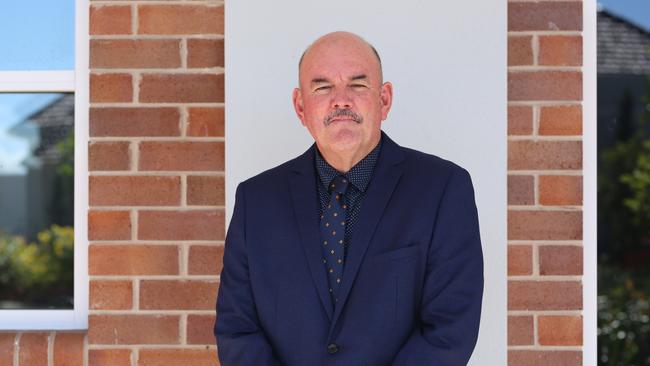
[314,137,382,254]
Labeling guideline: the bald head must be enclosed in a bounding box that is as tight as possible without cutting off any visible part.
[298,32,383,84]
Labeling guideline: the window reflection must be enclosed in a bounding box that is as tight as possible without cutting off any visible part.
[597,8,650,365]
[0,93,74,309]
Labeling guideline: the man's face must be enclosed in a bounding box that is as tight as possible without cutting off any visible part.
[292,34,393,159]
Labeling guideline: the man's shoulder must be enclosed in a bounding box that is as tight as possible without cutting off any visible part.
[394,145,475,200]
[398,144,469,179]
[380,131,469,179]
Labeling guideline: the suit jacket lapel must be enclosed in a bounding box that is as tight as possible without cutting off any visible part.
[289,146,334,320]
[329,132,405,329]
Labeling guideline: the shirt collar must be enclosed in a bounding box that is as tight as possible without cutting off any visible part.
[314,136,382,193]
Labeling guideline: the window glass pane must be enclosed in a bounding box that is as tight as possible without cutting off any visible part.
[0,93,74,309]
[597,6,650,364]
[0,1,75,71]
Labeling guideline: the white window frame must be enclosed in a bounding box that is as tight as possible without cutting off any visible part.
[583,0,597,364]
[0,0,88,330]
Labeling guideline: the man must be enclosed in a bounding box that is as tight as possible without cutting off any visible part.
[215,31,483,365]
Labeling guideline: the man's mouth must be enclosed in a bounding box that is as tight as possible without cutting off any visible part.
[330,117,355,122]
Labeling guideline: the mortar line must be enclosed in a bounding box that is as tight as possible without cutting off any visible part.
[14,333,21,366]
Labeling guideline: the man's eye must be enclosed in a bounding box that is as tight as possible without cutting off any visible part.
[314,86,331,92]
[351,84,367,89]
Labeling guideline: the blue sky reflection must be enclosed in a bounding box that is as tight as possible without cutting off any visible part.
[0,1,75,71]
[0,94,62,174]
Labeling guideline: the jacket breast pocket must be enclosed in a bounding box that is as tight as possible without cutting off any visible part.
[357,244,424,339]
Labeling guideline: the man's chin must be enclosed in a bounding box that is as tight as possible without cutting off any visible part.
[326,138,367,157]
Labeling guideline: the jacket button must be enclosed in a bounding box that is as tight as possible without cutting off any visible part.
[327,343,339,354]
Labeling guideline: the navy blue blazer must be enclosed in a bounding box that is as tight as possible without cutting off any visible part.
[215,132,484,366]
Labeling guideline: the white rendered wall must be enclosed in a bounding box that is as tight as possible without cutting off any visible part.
[226,2,507,364]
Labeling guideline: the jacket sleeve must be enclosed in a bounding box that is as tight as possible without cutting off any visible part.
[392,166,484,366]
[214,183,281,366]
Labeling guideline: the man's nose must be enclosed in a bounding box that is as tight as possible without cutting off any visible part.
[331,87,352,109]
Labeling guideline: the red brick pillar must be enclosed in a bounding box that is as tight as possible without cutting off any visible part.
[507,1,584,365]
[87,1,224,364]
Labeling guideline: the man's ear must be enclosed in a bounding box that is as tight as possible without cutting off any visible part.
[379,82,393,121]
[292,88,306,126]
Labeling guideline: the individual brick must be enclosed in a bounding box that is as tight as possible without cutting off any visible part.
[138,5,224,35]
[90,280,133,310]
[539,245,583,275]
[88,211,131,240]
[187,175,225,206]
[140,280,219,310]
[88,315,180,345]
[187,108,225,137]
[539,105,582,136]
[139,142,224,171]
[89,142,131,171]
[0,333,15,366]
[508,175,534,205]
[91,40,181,69]
[188,245,224,275]
[19,333,48,366]
[188,39,225,68]
[508,2,582,31]
[508,106,533,135]
[90,5,131,35]
[90,74,133,103]
[539,175,582,205]
[508,316,534,346]
[139,74,224,103]
[508,245,532,276]
[53,333,85,366]
[508,351,581,366]
[90,107,180,137]
[508,210,582,240]
[186,314,216,345]
[539,36,582,66]
[508,36,533,66]
[138,349,218,366]
[508,71,582,101]
[90,176,181,206]
[508,141,582,170]
[138,210,225,240]
[89,245,179,275]
[538,316,583,345]
[88,349,132,366]
[508,281,582,310]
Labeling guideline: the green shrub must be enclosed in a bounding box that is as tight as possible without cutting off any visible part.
[0,225,74,308]
[598,265,650,365]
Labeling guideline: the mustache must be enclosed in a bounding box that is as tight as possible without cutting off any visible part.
[324,109,363,126]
